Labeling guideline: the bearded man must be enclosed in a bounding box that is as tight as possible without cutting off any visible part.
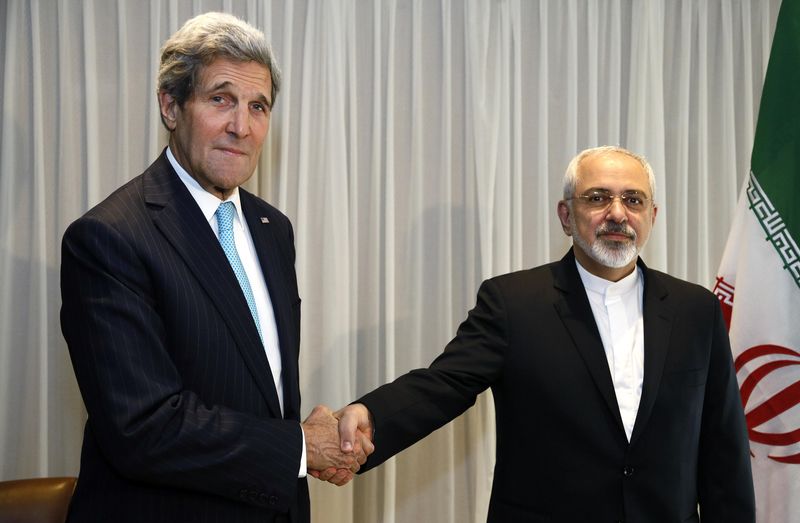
[333,145,755,522]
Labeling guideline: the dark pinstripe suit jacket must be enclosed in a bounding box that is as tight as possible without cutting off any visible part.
[61,150,309,523]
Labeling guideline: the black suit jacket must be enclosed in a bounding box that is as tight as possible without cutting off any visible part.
[61,150,309,523]
[358,250,755,522]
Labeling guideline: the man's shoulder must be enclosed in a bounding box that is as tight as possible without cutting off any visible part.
[643,265,716,303]
[65,154,172,237]
[483,260,562,295]
[76,174,147,226]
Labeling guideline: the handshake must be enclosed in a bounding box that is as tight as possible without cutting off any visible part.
[301,403,374,486]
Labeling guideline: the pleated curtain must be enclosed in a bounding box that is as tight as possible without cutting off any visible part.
[0,1,780,521]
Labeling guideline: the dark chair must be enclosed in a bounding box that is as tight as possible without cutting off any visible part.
[0,477,77,523]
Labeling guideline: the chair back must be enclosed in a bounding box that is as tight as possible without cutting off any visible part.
[0,477,77,523]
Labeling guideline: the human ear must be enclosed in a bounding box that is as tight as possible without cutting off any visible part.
[158,91,179,131]
[557,201,572,236]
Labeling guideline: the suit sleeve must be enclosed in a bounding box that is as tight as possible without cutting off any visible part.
[358,277,509,470]
[697,296,756,521]
[60,214,302,511]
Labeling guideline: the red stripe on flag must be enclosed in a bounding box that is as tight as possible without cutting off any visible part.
[734,344,800,373]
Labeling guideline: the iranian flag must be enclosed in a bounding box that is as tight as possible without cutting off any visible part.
[713,0,800,521]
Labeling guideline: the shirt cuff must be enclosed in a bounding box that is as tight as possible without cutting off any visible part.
[298,425,307,478]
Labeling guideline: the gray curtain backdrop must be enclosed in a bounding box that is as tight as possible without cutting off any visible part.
[0,1,781,521]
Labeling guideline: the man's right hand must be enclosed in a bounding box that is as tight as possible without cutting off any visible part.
[307,403,375,486]
[302,404,374,486]
[336,403,374,453]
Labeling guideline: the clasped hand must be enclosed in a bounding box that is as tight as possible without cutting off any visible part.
[302,404,374,486]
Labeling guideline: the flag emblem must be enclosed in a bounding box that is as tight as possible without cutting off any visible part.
[714,0,800,518]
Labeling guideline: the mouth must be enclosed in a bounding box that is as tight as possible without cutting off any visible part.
[598,232,634,242]
[217,147,247,156]
[596,225,636,243]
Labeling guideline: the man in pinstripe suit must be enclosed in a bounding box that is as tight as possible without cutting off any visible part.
[60,12,368,523]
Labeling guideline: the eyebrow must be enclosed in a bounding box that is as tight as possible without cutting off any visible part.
[206,80,272,109]
[583,187,647,194]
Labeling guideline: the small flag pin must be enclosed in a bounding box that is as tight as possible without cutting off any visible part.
[260,217,270,223]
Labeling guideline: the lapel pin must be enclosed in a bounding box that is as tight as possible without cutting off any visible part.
[260,217,270,223]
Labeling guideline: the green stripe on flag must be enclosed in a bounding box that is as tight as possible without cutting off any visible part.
[751,0,800,247]
[746,173,800,288]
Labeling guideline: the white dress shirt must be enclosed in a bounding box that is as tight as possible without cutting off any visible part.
[167,148,307,476]
[576,260,644,441]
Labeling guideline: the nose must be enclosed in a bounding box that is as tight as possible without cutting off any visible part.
[226,105,250,138]
[605,196,628,222]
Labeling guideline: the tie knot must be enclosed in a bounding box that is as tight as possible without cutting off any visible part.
[216,201,236,233]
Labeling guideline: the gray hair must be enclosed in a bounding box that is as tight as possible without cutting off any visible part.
[157,12,281,112]
[562,145,656,202]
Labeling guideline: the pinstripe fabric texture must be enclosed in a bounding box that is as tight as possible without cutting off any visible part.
[60,150,308,523]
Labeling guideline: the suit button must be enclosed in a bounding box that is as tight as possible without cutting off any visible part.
[268,495,278,506]
[258,493,268,504]
[623,466,634,477]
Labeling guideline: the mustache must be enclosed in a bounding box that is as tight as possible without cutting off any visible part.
[596,222,636,240]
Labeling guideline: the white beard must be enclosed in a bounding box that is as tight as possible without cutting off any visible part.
[571,219,641,269]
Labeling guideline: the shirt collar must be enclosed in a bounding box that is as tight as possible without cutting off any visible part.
[167,146,244,224]
[576,258,641,299]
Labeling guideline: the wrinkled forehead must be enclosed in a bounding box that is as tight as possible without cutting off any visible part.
[196,57,272,99]
[577,152,650,194]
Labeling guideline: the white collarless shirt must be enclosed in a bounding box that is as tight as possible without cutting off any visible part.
[167,148,284,414]
[576,260,644,441]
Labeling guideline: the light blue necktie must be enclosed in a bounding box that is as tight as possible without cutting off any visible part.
[216,201,263,342]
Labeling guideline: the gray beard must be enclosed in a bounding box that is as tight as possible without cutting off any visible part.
[571,220,641,269]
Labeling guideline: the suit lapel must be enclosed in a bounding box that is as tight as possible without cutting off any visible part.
[629,262,673,446]
[142,152,284,418]
[552,250,626,436]
[240,191,301,421]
